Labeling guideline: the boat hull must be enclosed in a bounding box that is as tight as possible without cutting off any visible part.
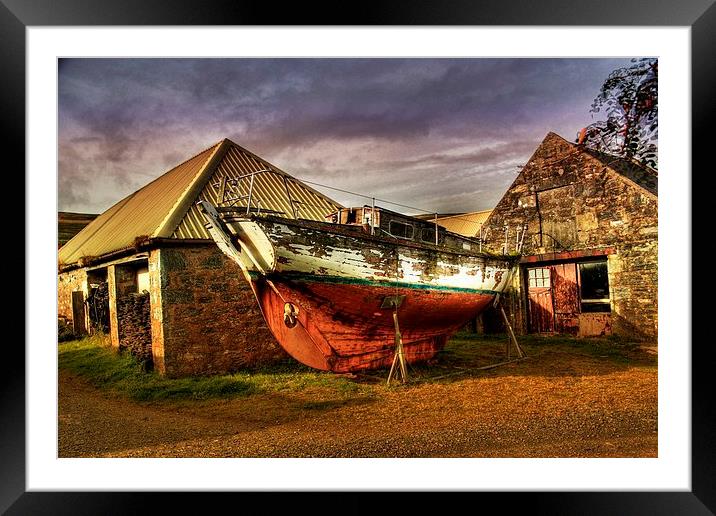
[252,273,497,372]
[197,204,513,373]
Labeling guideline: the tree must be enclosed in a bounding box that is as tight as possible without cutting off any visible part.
[578,58,658,170]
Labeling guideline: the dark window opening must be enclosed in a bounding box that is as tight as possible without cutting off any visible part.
[581,302,611,313]
[421,227,436,243]
[579,261,610,312]
[389,221,414,240]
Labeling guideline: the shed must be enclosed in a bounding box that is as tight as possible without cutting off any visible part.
[58,138,342,376]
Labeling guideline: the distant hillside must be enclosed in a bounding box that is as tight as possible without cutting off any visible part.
[58,212,98,247]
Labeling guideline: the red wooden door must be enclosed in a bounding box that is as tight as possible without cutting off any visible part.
[551,263,580,334]
[527,267,554,333]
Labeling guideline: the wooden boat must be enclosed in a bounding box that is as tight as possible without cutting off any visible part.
[198,201,515,373]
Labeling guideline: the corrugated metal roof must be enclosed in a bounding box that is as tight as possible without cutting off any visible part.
[59,143,220,265]
[174,143,340,239]
[59,139,341,266]
[436,210,493,237]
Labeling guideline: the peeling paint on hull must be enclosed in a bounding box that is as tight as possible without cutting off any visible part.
[253,275,497,372]
[198,205,514,372]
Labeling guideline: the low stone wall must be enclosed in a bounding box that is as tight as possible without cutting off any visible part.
[57,269,87,324]
[117,292,153,365]
[108,264,138,349]
[150,245,287,377]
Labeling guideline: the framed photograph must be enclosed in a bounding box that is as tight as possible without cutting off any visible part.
[8,0,713,513]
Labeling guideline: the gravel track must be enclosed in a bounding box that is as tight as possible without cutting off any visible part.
[59,352,657,458]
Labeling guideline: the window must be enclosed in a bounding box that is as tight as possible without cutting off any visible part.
[389,221,414,239]
[136,266,150,293]
[421,227,436,243]
[579,261,610,312]
[528,267,550,288]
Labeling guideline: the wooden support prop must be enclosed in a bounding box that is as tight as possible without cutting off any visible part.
[387,306,408,385]
[505,322,511,361]
[427,356,529,381]
[500,306,525,359]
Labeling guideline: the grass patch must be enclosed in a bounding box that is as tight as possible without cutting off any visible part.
[58,336,364,402]
[59,332,652,402]
[405,331,654,383]
[515,333,645,363]
[450,331,654,367]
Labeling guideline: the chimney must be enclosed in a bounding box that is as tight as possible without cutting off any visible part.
[577,127,587,145]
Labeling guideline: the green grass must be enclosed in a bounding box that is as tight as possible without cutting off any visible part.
[411,331,650,378]
[58,335,363,402]
[513,333,644,363]
[59,331,651,402]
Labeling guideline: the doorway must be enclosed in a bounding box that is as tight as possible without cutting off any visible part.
[527,267,554,333]
[71,291,87,335]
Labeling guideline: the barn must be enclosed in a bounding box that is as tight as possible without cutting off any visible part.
[479,132,658,341]
[58,138,341,376]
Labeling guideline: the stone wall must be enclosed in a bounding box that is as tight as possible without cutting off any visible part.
[117,292,152,364]
[57,269,87,326]
[108,263,138,349]
[149,245,287,377]
[481,132,658,341]
[608,240,658,339]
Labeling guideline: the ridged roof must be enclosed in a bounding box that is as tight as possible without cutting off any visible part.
[59,139,341,266]
[435,210,493,237]
[581,146,658,196]
[174,144,339,239]
[547,132,658,196]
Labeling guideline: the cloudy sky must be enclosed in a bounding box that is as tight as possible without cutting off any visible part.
[58,58,632,215]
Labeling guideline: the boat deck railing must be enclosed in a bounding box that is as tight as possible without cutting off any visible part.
[210,168,528,256]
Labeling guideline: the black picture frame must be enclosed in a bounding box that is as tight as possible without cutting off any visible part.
[6,1,713,513]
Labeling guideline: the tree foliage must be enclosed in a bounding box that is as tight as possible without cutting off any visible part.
[578,58,658,169]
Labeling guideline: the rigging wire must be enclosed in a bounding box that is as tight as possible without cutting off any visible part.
[298,178,436,215]
[296,178,494,228]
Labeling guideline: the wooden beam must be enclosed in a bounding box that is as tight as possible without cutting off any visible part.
[84,253,149,271]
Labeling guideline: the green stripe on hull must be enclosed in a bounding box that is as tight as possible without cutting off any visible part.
[248,270,499,295]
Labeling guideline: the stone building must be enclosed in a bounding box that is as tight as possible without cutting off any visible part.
[480,132,658,341]
[58,138,341,376]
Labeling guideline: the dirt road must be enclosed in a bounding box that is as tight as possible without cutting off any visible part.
[59,348,657,458]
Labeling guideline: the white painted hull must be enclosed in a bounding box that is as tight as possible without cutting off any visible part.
[225,215,512,294]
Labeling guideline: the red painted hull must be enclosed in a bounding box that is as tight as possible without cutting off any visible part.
[251,276,496,372]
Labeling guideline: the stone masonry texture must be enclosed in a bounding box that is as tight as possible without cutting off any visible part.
[117,292,153,365]
[481,133,658,341]
[149,245,287,377]
[108,264,137,349]
[57,269,88,326]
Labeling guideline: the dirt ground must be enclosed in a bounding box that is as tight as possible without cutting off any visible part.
[58,341,658,458]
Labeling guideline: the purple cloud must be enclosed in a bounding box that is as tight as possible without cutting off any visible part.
[59,58,634,214]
